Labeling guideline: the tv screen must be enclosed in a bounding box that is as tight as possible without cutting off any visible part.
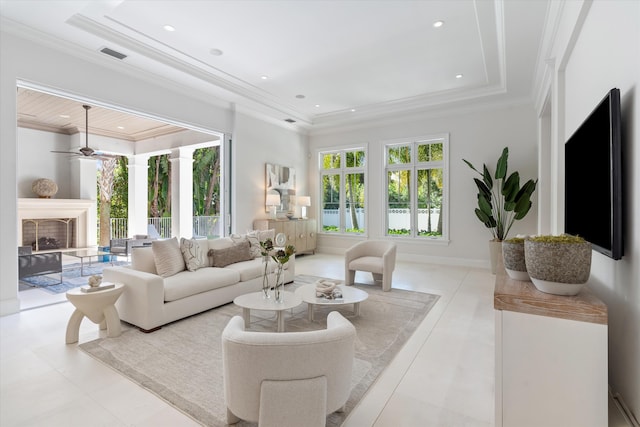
[565,88,623,260]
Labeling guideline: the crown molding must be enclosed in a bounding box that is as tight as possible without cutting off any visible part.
[309,94,533,137]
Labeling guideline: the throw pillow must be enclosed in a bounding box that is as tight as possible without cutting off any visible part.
[246,229,276,257]
[209,241,253,267]
[229,233,248,246]
[180,238,205,272]
[152,237,186,277]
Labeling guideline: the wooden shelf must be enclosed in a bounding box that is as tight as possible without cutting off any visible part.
[494,260,607,325]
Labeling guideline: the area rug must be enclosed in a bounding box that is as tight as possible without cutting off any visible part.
[19,261,129,294]
[79,275,439,426]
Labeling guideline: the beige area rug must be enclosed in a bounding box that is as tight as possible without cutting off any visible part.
[79,275,439,426]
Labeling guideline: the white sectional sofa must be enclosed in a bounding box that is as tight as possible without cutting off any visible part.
[103,231,294,332]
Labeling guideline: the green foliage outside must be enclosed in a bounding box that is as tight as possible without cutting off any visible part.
[386,142,444,237]
[321,149,365,234]
[98,146,220,232]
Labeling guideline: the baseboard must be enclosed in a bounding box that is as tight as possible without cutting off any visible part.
[610,388,639,427]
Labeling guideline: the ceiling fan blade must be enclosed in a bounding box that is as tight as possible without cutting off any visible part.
[50,150,81,155]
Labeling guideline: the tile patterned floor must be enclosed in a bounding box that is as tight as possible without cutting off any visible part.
[1,253,628,426]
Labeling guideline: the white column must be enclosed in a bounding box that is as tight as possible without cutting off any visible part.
[170,147,194,239]
[127,154,150,237]
[69,156,98,247]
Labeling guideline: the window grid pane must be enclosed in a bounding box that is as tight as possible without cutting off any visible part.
[321,174,340,232]
[388,145,411,165]
[417,168,443,237]
[387,170,411,235]
[344,172,365,233]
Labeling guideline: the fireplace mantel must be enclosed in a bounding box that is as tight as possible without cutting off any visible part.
[18,198,95,249]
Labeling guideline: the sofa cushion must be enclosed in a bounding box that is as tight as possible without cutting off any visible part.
[131,246,157,274]
[164,268,241,302]
[207,238,234,267]
[152,237,186,277]
[180,238,206,271]
[224,257,271,281]
[246,229,275,257]
[210,241,253,267]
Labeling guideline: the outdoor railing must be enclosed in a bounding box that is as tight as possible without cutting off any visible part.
[103,216,220,240]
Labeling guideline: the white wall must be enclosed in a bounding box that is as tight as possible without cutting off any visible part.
[0,32,307,315]
[309,103,539,266]
[233,111,309,234]
[17,128,73,199]
[559,0,640,419]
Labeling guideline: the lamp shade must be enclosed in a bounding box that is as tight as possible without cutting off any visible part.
[266,193,281,207]
[298,196,311,207]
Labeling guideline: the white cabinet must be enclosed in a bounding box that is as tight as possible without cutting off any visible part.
[253,219,316,255]
[494,268,608,427]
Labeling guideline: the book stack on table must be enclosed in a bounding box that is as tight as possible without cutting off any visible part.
[80,283,115,293]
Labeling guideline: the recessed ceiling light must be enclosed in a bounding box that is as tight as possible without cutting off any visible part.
[261,75,269,80]
[117,126,125,130]
[209,48,223,56]
[455,74,463,79]
[59,114,70,119]
[296,94,305,99]
[351,109,356,112]
[163,25,175,32]
[315,104,320,108]
[433,20,444,28]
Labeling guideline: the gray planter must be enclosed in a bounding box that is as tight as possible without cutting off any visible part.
[524,239,592,296]
[502,240,530,281]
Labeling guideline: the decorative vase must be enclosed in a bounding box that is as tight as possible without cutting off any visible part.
[489,239,502,275]
[261,255,271,299]
[32,178,58,198]
[524,236,592,296]
[502,238,530,281]
[273,262,285,303]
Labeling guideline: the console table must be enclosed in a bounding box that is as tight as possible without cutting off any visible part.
[253,218,317,255]
[494,259,608,427]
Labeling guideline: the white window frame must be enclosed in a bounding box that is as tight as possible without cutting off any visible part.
[318,146,367,235]
[383,134,449,241]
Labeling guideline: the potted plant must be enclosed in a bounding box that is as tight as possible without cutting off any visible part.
[524,234,592,296]
[463,147,537,273]
[502,237,530,281]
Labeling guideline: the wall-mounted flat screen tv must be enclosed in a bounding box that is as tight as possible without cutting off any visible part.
[565,88,623,260]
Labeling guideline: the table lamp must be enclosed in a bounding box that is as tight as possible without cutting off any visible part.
[298,196,311,219]
[266,193,280,219]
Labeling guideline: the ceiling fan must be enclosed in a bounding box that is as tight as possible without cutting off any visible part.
[51,104,117,160]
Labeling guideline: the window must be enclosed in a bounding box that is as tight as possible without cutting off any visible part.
[385,135,448,239]
[319,148,366,234]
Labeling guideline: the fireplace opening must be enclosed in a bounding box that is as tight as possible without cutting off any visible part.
[22,218,76,251]
[33,237,61,250]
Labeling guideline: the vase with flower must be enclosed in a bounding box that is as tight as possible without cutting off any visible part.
[259,238,274,299]
[271,244,296,303]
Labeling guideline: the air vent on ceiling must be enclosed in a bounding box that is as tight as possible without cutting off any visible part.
[100,47,127,60]
[284,118,296,123]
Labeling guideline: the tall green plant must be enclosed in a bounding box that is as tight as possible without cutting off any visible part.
[463,147,537,241]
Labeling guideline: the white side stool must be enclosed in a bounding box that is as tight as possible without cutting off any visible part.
[65,283,124,344]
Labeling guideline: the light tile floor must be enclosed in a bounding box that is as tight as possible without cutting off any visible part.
[1,254,628,426]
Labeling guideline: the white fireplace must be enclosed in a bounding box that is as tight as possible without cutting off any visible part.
[18,198,96,250]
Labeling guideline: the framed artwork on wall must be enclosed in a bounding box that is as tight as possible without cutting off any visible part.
[266,163,296,215]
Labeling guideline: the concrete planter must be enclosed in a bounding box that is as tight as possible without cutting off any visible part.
[502,239,530,281]
[524,238,592,296]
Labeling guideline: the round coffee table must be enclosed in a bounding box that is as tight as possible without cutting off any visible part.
[233,291,302,332]
[65,283,124,344]
[295,284,368,321]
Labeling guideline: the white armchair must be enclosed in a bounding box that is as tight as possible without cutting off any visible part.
[345,240,397,292]
[221,311,356,427]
